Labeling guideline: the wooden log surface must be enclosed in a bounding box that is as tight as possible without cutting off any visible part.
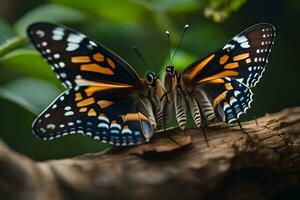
[0,107,300,200]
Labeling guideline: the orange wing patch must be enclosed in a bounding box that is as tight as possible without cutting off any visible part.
[205,78,225,84]
[219,55,229,64]
[224,62,239,69]
[71,52,117,75]
[79,107,88,112]
[246,58,251,63]
[225,83,233,90]
[98,100,113,108]
[188,54,215,79]
[123,112,148,122]
[198,70,239,83]
[107,58,116,69]
[75,92,83,101]
[83,81,133,97]
[80,63,114,75]
[233,53,250,61]
[93,53,104,62]
[71,56,91,63]
[77,97,95,107]
[213,91,228,108]
[87,108,97,116]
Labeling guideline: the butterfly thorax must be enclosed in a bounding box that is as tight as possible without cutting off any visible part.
[180,73,194,94]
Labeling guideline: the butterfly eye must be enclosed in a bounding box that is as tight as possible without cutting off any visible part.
[146,72,155,85]
[166,65,175,76]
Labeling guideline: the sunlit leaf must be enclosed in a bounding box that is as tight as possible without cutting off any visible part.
[14,4,89,35]
[0,87,38,114]
[0,49,59,84]
[0,78,61,114]
[51,0,151,23]
[0,36,28,58]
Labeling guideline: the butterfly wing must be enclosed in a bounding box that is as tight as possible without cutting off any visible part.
[27,22,141,88]
[184,23,276,88]
[32,86,154,146]
[200,78,253,123]
[28,22,154,145]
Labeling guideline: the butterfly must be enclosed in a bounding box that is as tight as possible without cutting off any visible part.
[162,23,276,137]
[27,22,164,146]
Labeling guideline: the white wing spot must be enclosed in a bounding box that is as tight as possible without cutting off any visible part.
[46,124,55,130]
[36,30,45,38]
[54,54,60,59]
[52,27,65,41]
[64,106,71,111]
[59,62,65,68]
[65,111,74,116]
[68,122,74,126]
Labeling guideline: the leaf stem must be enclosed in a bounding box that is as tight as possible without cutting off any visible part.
[0,36,29,58]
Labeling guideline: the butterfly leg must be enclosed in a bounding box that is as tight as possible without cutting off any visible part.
[236,119,249,136]
[160,91,171,104]
[200,110,210,147]
[201,125,210,147]
[166,134,181,146]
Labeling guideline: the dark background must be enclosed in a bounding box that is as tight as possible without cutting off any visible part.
[0,0,299,161]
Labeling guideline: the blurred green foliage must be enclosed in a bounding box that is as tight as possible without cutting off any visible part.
[0,0,299,161]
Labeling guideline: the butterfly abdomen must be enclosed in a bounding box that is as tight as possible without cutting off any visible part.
[174,87,187,130]
[186,95,202,128]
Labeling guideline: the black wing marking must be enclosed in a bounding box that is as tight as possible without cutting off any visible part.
[27,22,141,88]
[32,86,154,146]
[184,23,275,88]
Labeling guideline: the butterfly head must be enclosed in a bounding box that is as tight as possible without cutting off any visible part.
[166,65,176,77]
[146,72,159,87]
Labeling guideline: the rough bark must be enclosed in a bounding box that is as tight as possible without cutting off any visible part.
[0,107,300,200]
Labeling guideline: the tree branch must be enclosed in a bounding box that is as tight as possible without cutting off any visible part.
[1,107,300,200]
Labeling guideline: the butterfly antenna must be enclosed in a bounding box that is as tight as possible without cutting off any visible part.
[171,24,190,65]
[132,46,150,69]
[165,30,172,66]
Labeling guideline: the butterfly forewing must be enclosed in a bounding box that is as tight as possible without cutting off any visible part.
[27,22,141,88]
[184,23,276,88]
[33,86,153,146]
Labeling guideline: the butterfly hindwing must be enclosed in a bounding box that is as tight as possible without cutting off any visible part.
[32,86,154,146]
[27,22,141,88]
[184,23,275,88]
[201,77,253,123]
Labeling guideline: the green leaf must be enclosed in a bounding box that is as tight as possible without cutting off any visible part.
[0,36,28,58]
[160,49,197,76]
[14,3,89,35]
[0,49,59,84]
[184,24,227,54]
[148,0,201,13]
[51,0,151,23]
[0,78,61,114]
[0,87,38,115]
[0,18,15,44]
[203,0,247,22]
